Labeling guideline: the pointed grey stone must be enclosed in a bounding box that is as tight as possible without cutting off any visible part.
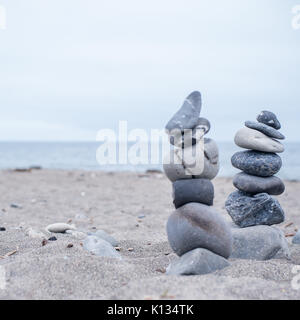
[165,91,202,132]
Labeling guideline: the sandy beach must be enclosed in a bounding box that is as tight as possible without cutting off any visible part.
[0,169,299,300]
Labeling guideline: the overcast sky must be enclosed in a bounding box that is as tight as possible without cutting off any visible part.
[0,0,299,141]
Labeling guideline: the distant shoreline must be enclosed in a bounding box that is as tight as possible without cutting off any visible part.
[1,168,299,182]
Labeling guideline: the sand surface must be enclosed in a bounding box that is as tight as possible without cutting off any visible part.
[1,169,300,300]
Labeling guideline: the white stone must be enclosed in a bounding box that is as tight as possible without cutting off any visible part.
[234,127,284,153]
[45,223,76,233]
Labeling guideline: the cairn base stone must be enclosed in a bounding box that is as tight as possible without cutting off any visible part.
[166,248,230,276]
[167,202,233,259]
[230,225,290,260]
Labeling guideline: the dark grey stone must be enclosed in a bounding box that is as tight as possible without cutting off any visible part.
[245,121,285,140]
[231,225,290,260]
[233,172,285,195]
[225,191,285,227]
[166,202,233,258]
[166,248,230,276]
[172,179,214,208]
[257,110,281,130]
[292,230,300,244]
[169,117,211,147]
[10,203,22,209]
[231,150,282,177]
[165,91,202,132]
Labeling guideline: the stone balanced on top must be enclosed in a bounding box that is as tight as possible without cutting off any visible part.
[225,111,290,260]
[163,91,233,275]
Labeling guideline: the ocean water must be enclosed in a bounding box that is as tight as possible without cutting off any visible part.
[0,141,299,180]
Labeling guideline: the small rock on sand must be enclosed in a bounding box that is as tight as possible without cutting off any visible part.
[83,236,121,259]
[45,223,76,233]
[292,230,300,244]
[92,230,118,247]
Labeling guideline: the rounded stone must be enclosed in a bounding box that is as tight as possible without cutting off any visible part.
[172,178,214,208]
[233,172,285,195]
[163,138,219,181]
[245,121,285,140]
[234,127,284,153]
[225,191,285,228]
[169,117,211,148]
[231,150,282,177]
[166,202,233,258]
[257,110,281,130]
[165,91,202,132]
[231,225,290,260]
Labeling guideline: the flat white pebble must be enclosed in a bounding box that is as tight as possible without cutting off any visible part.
[45,223,76,233]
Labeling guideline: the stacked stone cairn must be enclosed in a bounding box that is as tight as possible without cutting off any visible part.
[225,111,290,260]
[163,91,233,275]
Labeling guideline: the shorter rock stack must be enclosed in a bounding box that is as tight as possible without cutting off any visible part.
[163,91,232,275]
[225,111,290,260]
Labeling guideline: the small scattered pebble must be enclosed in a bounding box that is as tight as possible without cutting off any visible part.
[67,243,74,248]
[128,248,134,252]
[156,268,166,274]
[42,239,48,246]
[26,227,45,239]
[92,230,118,247]
[45,223,76,233]
[48,236,57,241]
[10,203,22,209]
[83,236,122,259]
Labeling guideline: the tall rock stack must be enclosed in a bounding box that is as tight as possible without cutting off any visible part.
[225,111,290,260]
[163,91,233,276]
